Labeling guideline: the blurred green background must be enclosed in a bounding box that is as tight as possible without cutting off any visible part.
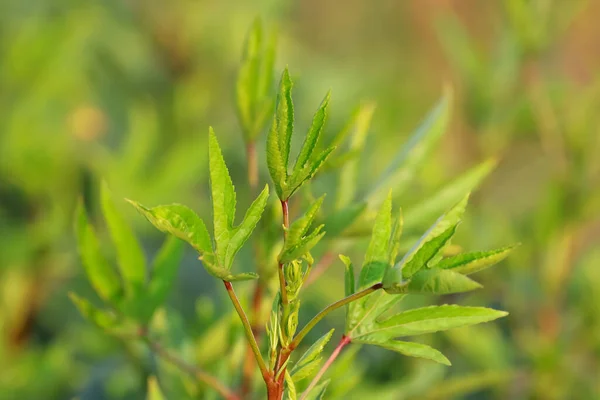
[1,0,599,399]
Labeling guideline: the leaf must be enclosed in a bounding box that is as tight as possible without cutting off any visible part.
[294,91,330,172]
[287,196,325,246]
[361,339,451,366]
[366,89,452,206]
[100,182,146,298]
[436,244,518,275]
[385,194,469,284]
[208,128,236,263]
[279,228,325,264]
[358,191,393,289]
[75,201,121,303]
[69,292,119,330]
[285,146,336,200]
[226,184,270,269]
[302,379,331,400]
[127,201,213,260]
[355,305,507,342]
[291,329,334,382]
[147,376,165,400]
[236,19,262,138]
[285,370,297,400]
[144,236,185,322]
[340,255,355,298]
[403,158,496,232]
[385,268,482,295]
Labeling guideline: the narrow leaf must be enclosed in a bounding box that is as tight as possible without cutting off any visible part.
[100,182,146,297]
[75,201,121,303]
[208,128,236,263]
[363,339,451,365]
[285,370,297,400]
[69,292,119,330]
[286,196,325,246]
[436,244,518,275]
[340,255,355,298]
[292,329,334,382]
[279,228,325,264]
[294,91,330,171]
[236,18,262,138]
[385,268,482,295]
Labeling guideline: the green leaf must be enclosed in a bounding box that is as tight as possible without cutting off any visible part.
[303,379,331,400]
[366,89,452,206]
[279,228,325,264]
[208,128,236,263]
[357,305,507,342]
[285,370,297,400]
[127,201,213,261]
[236,19,262,139]
[147,376,165,400]
[279,196,325,264]
[69,292,119,330]
[100,182,146,298]
[291,329,334,382]
[361,339,451,366]
[385,268,482,295]
[403,158,496,232]
[75,201,121,303]
[436,244,518,275]
[285,146,336,200]
[359,191,393,289]
[144,236,184,322]
[226,184,270,269]
[385,194,469,284]
[294,91,330,172]
[340,255,355,298]
[287,196,325,245]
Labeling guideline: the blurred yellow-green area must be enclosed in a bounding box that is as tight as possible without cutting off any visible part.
[1,0,599,399]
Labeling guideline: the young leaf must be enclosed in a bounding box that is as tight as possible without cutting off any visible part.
[144,236,185,322]
[358,191,394,289]
[291,328,335,382]
[360,339,451,366]
[285,370,298,400]
[208,127,236,262]
[385,268,482,295]
[436,244,518,275]
[294,91,330,172]
[279,196,326,263]
[75,201,122,303]
[100,182,146,298]
[365,89,452,206]
[286,146,336,199]
[127,202,212,259]
[286,196,325,246]
[356,305,507,342]
[226,184,269,269]
[384,194,469,286]
[279,228,325,264]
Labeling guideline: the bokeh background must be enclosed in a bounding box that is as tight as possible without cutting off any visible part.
[1,0,599,399]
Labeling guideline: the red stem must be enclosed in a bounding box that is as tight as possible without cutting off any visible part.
[300,335,351,399]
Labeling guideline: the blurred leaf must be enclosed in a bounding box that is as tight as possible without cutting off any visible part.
[303,379,330,400]
[69,292,118,330]
[101,181,146,298]
[75,201,121,303]
[321,202,367,237]
[147,376,165,400]
[291,329,334,382]
[280,196,325,263]
[362,339,450,366]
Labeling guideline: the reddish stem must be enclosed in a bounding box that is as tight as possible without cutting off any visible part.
[300,335,351,399]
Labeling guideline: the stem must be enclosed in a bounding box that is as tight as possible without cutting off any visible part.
[300,335,351,400]
[223,281,269,379]
[144,337,239,400]
[291,283,382,350]
[278,200,290,306]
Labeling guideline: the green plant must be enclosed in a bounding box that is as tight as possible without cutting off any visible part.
[71,19,516,400]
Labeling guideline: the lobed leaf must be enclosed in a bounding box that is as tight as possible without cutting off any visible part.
[100,182,146,298]
[436,244,518,275]
[75,201,122,303]
[292,329,335,382]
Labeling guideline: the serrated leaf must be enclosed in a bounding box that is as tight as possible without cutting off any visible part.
[385,194,469,284]
[361,339,451,365]
[385,268,482,295]
[291,329,334,382]
[366,90,452,206]
[75,201,121,303]
[279,228,325,264]
[294,91,330,172]
[285,146,335,200]
[403,158,496,232]
[208,128,236,263]
[287,196,325,246]
[354,305,507,342]
[436,244,518,275]
[226,184,270,268]
[144,236,184,322]
[358,191,393,289]
[100,182,146,298]
[127,202,213,261]
[69,292,119,330]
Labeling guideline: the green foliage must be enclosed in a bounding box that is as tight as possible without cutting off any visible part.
[291,329,334,382]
